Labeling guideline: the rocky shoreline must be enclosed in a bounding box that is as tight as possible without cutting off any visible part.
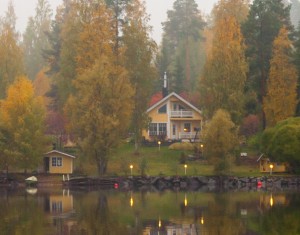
[2,174,300,191]
[63,175,300,191]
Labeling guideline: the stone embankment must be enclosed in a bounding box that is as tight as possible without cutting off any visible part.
[63,175,300,191]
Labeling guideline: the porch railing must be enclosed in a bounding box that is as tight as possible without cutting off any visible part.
[170,110,193,118]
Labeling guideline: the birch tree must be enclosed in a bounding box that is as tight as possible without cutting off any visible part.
[0,77,48,172]
[200,11,248,123]
[65,1,134,175]
[123,0,157,152]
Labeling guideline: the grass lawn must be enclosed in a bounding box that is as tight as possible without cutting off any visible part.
[78,143,261,177]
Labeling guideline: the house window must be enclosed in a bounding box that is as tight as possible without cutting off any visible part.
[173,103,185,111]
[158,104,167,113]
[52,157,62,167]
[52,201,63,213]
[184,123,191,132]
[149,123,167,136]
[158,123,167,135]
[149,123,158,136]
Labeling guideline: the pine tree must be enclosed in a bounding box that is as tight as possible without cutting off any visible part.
[160,0,205,93]
[22,0,52,80]
[105,0,131,56]
[242,0,293,127]
[264,27,298,127]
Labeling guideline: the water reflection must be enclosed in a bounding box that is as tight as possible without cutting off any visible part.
[0,188,300,235]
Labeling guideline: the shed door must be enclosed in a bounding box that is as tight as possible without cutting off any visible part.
[44,157,50,173]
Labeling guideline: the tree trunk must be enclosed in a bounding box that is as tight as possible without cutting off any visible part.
[96,151,108,176]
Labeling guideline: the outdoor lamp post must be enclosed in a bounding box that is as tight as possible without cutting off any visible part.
[184,164,187,175]
[269,163,274,175]
[200,144,204,157]
[130,164,133,176]
[158,141,161,151]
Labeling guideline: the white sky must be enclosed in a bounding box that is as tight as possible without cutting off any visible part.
[0,0,218,43]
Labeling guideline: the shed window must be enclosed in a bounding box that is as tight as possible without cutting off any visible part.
[52,157,62,167]
[52,201,62,213]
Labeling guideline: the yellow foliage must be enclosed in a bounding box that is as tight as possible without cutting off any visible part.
[0,76,47,170]
[33,69,52,107]
[212,0,250,24]
[200,14,248,122]
[203,109,238,160]
[264,27,298,127]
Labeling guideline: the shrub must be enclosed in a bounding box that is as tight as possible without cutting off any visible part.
[169,142,194,151]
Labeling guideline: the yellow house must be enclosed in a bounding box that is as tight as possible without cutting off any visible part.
[143,92,203,142]
[44,150,76,174]
[45,190,74,217]
[257,154,288,173]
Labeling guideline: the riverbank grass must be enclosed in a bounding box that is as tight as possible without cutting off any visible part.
[79,143,260,177]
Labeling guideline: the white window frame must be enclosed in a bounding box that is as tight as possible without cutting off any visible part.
[52,157,63,167]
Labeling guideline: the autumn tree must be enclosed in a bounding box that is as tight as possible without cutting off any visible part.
[66,59,133,175]
[212,0,250,24]
[203,109,238,175]
[0,1,24,98]
[65,1,134,175]
[33,69,51,107]
[160,0,205,93]
[239,114,260,138]
[263,27,298,127]
[123,0,157,152]
[0,123,17,175]
[22,0,52,80]
[199,11,248,123]
[0,77,48,172]
[242,0,293,127]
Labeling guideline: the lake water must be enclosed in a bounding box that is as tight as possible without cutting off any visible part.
[0,187,300,235]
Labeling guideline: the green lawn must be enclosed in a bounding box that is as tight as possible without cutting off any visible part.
[77,143,261,177]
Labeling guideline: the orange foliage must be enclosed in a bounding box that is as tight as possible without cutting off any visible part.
[33,69,52,107]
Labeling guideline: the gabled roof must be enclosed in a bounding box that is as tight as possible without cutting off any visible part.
[147,92,202,114]
[149,92,163,107]
[45,150,76,159]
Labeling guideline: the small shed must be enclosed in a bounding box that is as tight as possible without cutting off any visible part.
[257,154,287,173]
[44,150,76,174]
